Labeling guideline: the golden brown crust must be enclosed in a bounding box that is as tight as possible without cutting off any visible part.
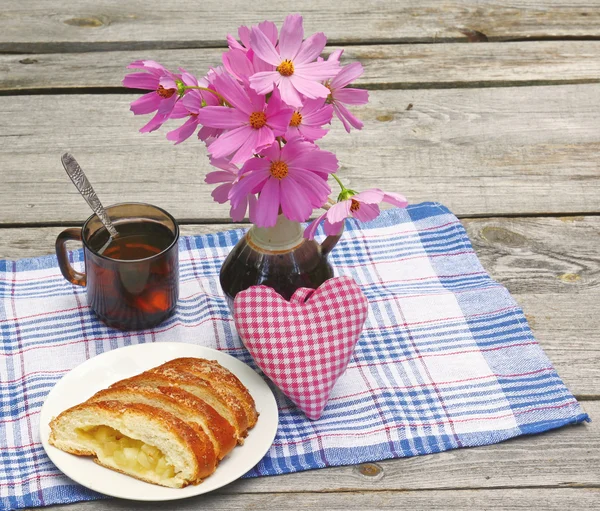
[158,385,237,459]
[156,358,259,429]
[149,366,249,436]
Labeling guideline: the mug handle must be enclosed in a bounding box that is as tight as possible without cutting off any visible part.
[55,228,87,286]
[320,225,344,256]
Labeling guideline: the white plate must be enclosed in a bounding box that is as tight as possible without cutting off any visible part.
[40,342,278,501]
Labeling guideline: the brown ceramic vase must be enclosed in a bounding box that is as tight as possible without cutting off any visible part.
[220,214,342,308]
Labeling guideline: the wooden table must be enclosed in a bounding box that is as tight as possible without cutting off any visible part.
[1,2,599,509]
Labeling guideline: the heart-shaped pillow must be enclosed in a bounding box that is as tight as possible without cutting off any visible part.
[233,276,368,420]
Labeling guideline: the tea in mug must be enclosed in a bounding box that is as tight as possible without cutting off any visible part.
[86,221,178,330]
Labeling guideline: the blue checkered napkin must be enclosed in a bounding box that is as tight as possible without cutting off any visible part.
[0,202,589,510]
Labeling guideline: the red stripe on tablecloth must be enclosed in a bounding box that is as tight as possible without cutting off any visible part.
[270,401,579,446]
[3,369,70,384]
[0,315,231,358]
[277,367,556,410]
[0,473,62,488]
[335,250,476,269]
[352,342,539,370]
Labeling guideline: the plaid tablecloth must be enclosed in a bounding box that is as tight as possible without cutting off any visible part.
[0,202,589,510]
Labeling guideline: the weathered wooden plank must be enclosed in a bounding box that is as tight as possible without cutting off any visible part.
[3,41,600,92]
[0,85,599,224]
[1,217,598,396]
[29,488,600,511]
[2,0,600,52]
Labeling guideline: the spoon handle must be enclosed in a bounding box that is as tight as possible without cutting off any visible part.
[61,153,119,238]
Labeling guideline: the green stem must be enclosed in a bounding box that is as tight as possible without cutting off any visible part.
[332,173,346,191]
[182,86,230,106]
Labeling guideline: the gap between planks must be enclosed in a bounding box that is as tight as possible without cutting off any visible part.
[3,41,600,93]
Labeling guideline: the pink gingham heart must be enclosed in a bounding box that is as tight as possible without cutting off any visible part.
[233,276,368,420]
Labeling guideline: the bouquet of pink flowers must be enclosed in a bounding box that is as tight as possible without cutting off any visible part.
[124,14,407,237]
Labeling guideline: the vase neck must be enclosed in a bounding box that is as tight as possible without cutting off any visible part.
[248,214,304,252]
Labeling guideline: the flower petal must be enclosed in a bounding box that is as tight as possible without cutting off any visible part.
[327,200,352,223]
[258,21,278,46]
[181,90,203,114]
[205,170,236,184]
[302,102,334,126]
[230,194,248,221]
[280,175,313,222]
[304,211,328,240]
[289,74,330,99]
[298,124,328,141]
[354,189,384,204]
[286,168,331,207]
[334,87,369,105]
[250,26,281,66]
[230,127,260,164]
[277,77,303,108]
[139,112,170,133]
[327,49,344,62]
[294,60,340,80]
[249,70,279,95]
[294,32,327,65]
[130,92,162,115]
[223,48,255,83]
[333,102,363,131]
[211,182,233,204]
[292,148,338,174]
[197,106,247,129]
[353,202,380,223]
[207,125,252,159]
[166,116,199,144]
[258,141,282,162]
[156,94,178,115]
[240,156,271,175]
[330,62,365,89]
[323,218,345,236]
[239,25,252,48]
[123,72,159,90]
[267,108,293,135]
[213,73,254,115]
[279,14,304,61]
[383,191,409,208]
[229,168,270,205]
[254,177,281,227]
[255,126,276,152]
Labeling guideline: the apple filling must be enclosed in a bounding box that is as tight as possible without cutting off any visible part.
[77,425,176,480]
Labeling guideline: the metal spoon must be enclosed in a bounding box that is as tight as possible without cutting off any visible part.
[61,152,118,254]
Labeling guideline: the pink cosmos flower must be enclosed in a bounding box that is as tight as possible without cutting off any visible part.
[227,21,278,54]
[196,73,293,164]
[285,98,333,142]
[166,71,222,144]
[304,189,408,239]
[325,58,369,132]
[249,14,340,108]
[123,60,183,133]
[229,139,337,227]
[205,157,256,221]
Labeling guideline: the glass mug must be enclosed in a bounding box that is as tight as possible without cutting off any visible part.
[55,203,179,331]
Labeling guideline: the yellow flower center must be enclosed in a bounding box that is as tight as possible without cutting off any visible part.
[157,85,176,99]
[289,111,303,127]
[350,199,361,212]
[249,111,267,129]
[277,60,295,77]
[270,161,289,179]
